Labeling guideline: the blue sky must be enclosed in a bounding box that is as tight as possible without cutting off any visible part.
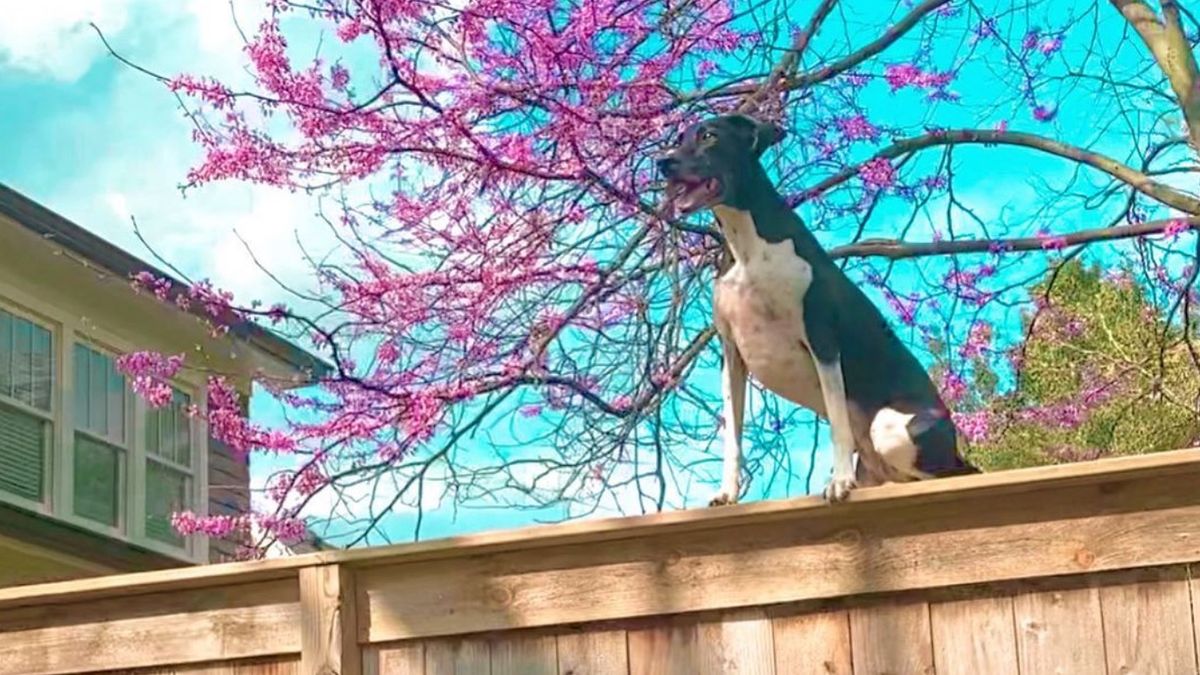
[1,1,1192,545]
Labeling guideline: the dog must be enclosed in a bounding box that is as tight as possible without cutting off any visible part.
[657,113,978,506]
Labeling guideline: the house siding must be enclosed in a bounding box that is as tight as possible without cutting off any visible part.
[206,435,251,563]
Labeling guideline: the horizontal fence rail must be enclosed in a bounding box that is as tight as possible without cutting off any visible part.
[3,449,1200,674]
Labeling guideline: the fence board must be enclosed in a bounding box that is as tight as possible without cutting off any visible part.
[771,609,852,675]
[627,623,698,675]
[425,639,490,675]
[1101,575,1198,674]
[1193,568,1200,675]
[849,601,935,675]
[0,580,299,675]
[359,470,1200,642]
[364,643,425,675]
[490,634,557,675]
[1014,587,1105,674]
[555,629,628,675]
[299,565,360,675]
[109,657,300,674]
[695,609,774,675]
[929,596,1018,675]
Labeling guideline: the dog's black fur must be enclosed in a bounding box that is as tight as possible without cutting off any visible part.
[659,114,977,496]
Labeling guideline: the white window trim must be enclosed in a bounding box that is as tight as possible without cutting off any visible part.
[0,282,210,564]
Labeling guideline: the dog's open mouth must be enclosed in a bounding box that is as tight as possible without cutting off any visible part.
[664,177,722,216]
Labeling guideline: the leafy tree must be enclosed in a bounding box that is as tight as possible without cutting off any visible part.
[937,259,1200,471]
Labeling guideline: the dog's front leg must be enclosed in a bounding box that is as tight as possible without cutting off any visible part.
[813,354,857,502]
[710,337,747,506]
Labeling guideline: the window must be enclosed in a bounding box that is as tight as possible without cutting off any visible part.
[145,388,193,546]
[0,307,53,504]
[0,295,206,561]
[72,344,128,528]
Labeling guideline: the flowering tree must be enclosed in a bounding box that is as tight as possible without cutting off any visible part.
[100,0,1200,553]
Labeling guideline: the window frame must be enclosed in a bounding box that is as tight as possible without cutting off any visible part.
[0,299,59,516]
[0,281,209,563]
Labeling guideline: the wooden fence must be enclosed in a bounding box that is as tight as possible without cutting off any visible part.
[5,449,1200,674]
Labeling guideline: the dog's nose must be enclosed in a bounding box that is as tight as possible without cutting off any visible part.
[656,155,679,176]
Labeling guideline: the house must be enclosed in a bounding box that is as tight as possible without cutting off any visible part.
[0,184,329,587]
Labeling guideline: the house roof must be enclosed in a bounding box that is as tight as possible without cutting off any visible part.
[0,183,332,381]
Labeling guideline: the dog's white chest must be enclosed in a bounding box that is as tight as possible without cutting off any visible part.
[712,208,826,415]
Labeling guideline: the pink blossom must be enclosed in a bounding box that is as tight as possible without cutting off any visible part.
[835,115,880,142]
[939,371,968,404]
[1039,36,1063,56]
[859,158,897,190]
[959,322,993,359]
[116,351,186,408]
[1032,105,1057,122]
[953,411,992,443]
[1164,218,1192,238]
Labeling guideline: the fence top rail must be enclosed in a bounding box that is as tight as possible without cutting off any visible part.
[2,447,1198,610]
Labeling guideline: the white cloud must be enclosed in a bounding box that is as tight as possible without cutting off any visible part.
[0,0,138,81]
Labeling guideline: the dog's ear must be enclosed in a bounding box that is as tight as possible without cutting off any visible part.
[728,114,786,157]
[751,120,786,156]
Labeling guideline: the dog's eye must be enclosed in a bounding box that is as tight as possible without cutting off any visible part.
[700,130,716,142]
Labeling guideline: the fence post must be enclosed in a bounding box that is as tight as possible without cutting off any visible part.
[299,564,362,675]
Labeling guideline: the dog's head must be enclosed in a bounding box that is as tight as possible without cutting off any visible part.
[657,114,786,215]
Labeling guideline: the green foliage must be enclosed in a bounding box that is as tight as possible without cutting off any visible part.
[952,260,1200,471]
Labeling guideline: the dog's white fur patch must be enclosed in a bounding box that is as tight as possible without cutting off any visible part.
[710,205,857,503]
[869,407,933,480]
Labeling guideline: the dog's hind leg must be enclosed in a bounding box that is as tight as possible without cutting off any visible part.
[869,406,978,480]
[710,338,748,506]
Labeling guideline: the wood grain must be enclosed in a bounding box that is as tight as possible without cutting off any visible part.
[695,609,775,675]
[556,629,628,675]
[300,565,361,675]
[118,659,300,675]
[929,596,1019,675]
[627,622,699,675]
[490,634,557,675]
[771,609,852,675]
[5,448,1200,613]
[360,470,1200,642]
[1101,576,1198,674]
[1013,587,1106,674]
[1192,567,1200,675]
[425,639,490,675]
[364,643,425,675]
[0,580,300,675]
[849,601,935,675]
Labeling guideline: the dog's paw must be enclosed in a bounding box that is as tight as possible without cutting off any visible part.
[822,476,857,503]
[708,489,738,507]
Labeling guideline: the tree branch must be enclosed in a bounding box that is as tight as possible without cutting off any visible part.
[1109,0,1200,154]
[828,217,1200,260]
[803,129,1200,214]
[686,0,952,103]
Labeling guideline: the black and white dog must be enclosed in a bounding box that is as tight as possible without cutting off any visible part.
[658,114,978,506]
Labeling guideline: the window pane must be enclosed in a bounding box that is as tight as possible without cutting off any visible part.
[0,402,46,502]
[0,309,52,411]
[107,365,125,442]
[146,460,187,546]
[12,318,31,405]
[89,348,107,437]
[73,344,126,445]
[31,328,52,411]
[73,434,121,527]
[147,389,191,466]
[73,344,88,428]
